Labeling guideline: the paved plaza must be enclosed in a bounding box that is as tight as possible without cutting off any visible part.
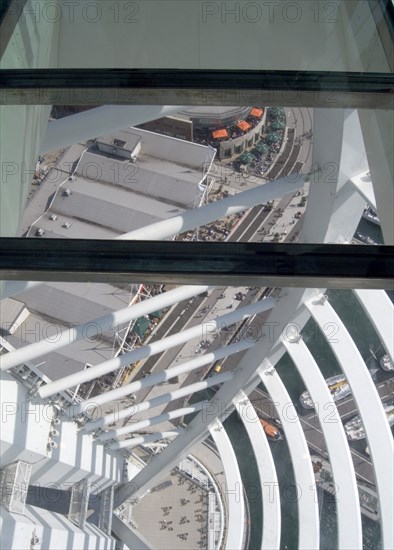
[132,470,211,549]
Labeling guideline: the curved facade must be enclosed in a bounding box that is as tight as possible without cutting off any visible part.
[179,106,267,160]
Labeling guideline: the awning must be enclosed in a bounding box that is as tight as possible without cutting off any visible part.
[237,120,251,132]
[250,108,263,118]
[212,128,228,139]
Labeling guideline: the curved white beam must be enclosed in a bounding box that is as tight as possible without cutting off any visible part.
[40,105,184,153]
[109,430,180,451]
[306,295,394,549]
[39,297,274,399]
[209,419,245,550]
[353,289,394,363]
[98,401,207,442]
[0,285,210,372]
[116,173,304,241]
[259,366,320,550]
[235,392,281,550]
[282,336,362,549]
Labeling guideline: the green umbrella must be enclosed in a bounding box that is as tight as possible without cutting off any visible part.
[266,133,281,144]
[239,152,254,164]
[133,316,151,338]
[254,143,268,154]
[271,121,285,130]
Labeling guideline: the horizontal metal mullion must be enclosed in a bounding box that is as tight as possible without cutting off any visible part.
[0,239,393,290]
[0,69,393,108]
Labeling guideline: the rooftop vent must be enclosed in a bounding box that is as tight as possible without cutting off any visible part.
[63,188,71,197]
[63,222,71,229]
[35,228,45,237]
[49,214,58,221]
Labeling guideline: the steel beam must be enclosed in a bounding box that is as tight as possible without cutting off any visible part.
[1,69,393,109]
[0,239,393,290]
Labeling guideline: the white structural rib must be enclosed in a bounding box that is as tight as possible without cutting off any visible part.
[353,289,394,363]
[209,419,245,550]
[282,337,362,549]
[40,105,184,153]
[306,296,394,550]
[259,367,320,550]
[0,285,209,372]
[97,402,207,442]
[112,514,153,550]
[80,341,251,427]
[0,176,304,302]
[109,430,180,451]
[235,392,281,550]
[116,174,304,241]
[39,298,274,399]
[72,368,233,421]
[0,281,43,300]
[349,171,376,209]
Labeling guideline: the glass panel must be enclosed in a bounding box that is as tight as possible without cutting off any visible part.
[0,3,392,549]
[1,1,393,73]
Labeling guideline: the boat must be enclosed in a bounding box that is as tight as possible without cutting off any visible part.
[379,354,394,372]
[259,417,282,440]
[311,455,380,521]
[300,374,351,409]
[362,206,381,226]
[345,404,394,440]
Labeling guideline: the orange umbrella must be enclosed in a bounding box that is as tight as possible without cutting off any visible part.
[237,121,251,132]
[250,108,263,117]
[212,128,228,139]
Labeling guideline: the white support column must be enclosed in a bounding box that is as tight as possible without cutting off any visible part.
[358,109,394,244]
[234,392,281,550]
[110,430,180,451]
[353,289,394,363]
[112,514,153,550]
[209,420,245,550]
[81,340,252,428]
[97,401,207,442]
[0,285,210,372]
[258,366,320,550]
[282,336,362,549]
[116,174,304,241]
[349,170,376,209]
[39,297,274,399]
[0,281,43,300]
[82,372,233,430]
[301,109,368,244]
[40,105,184,153]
